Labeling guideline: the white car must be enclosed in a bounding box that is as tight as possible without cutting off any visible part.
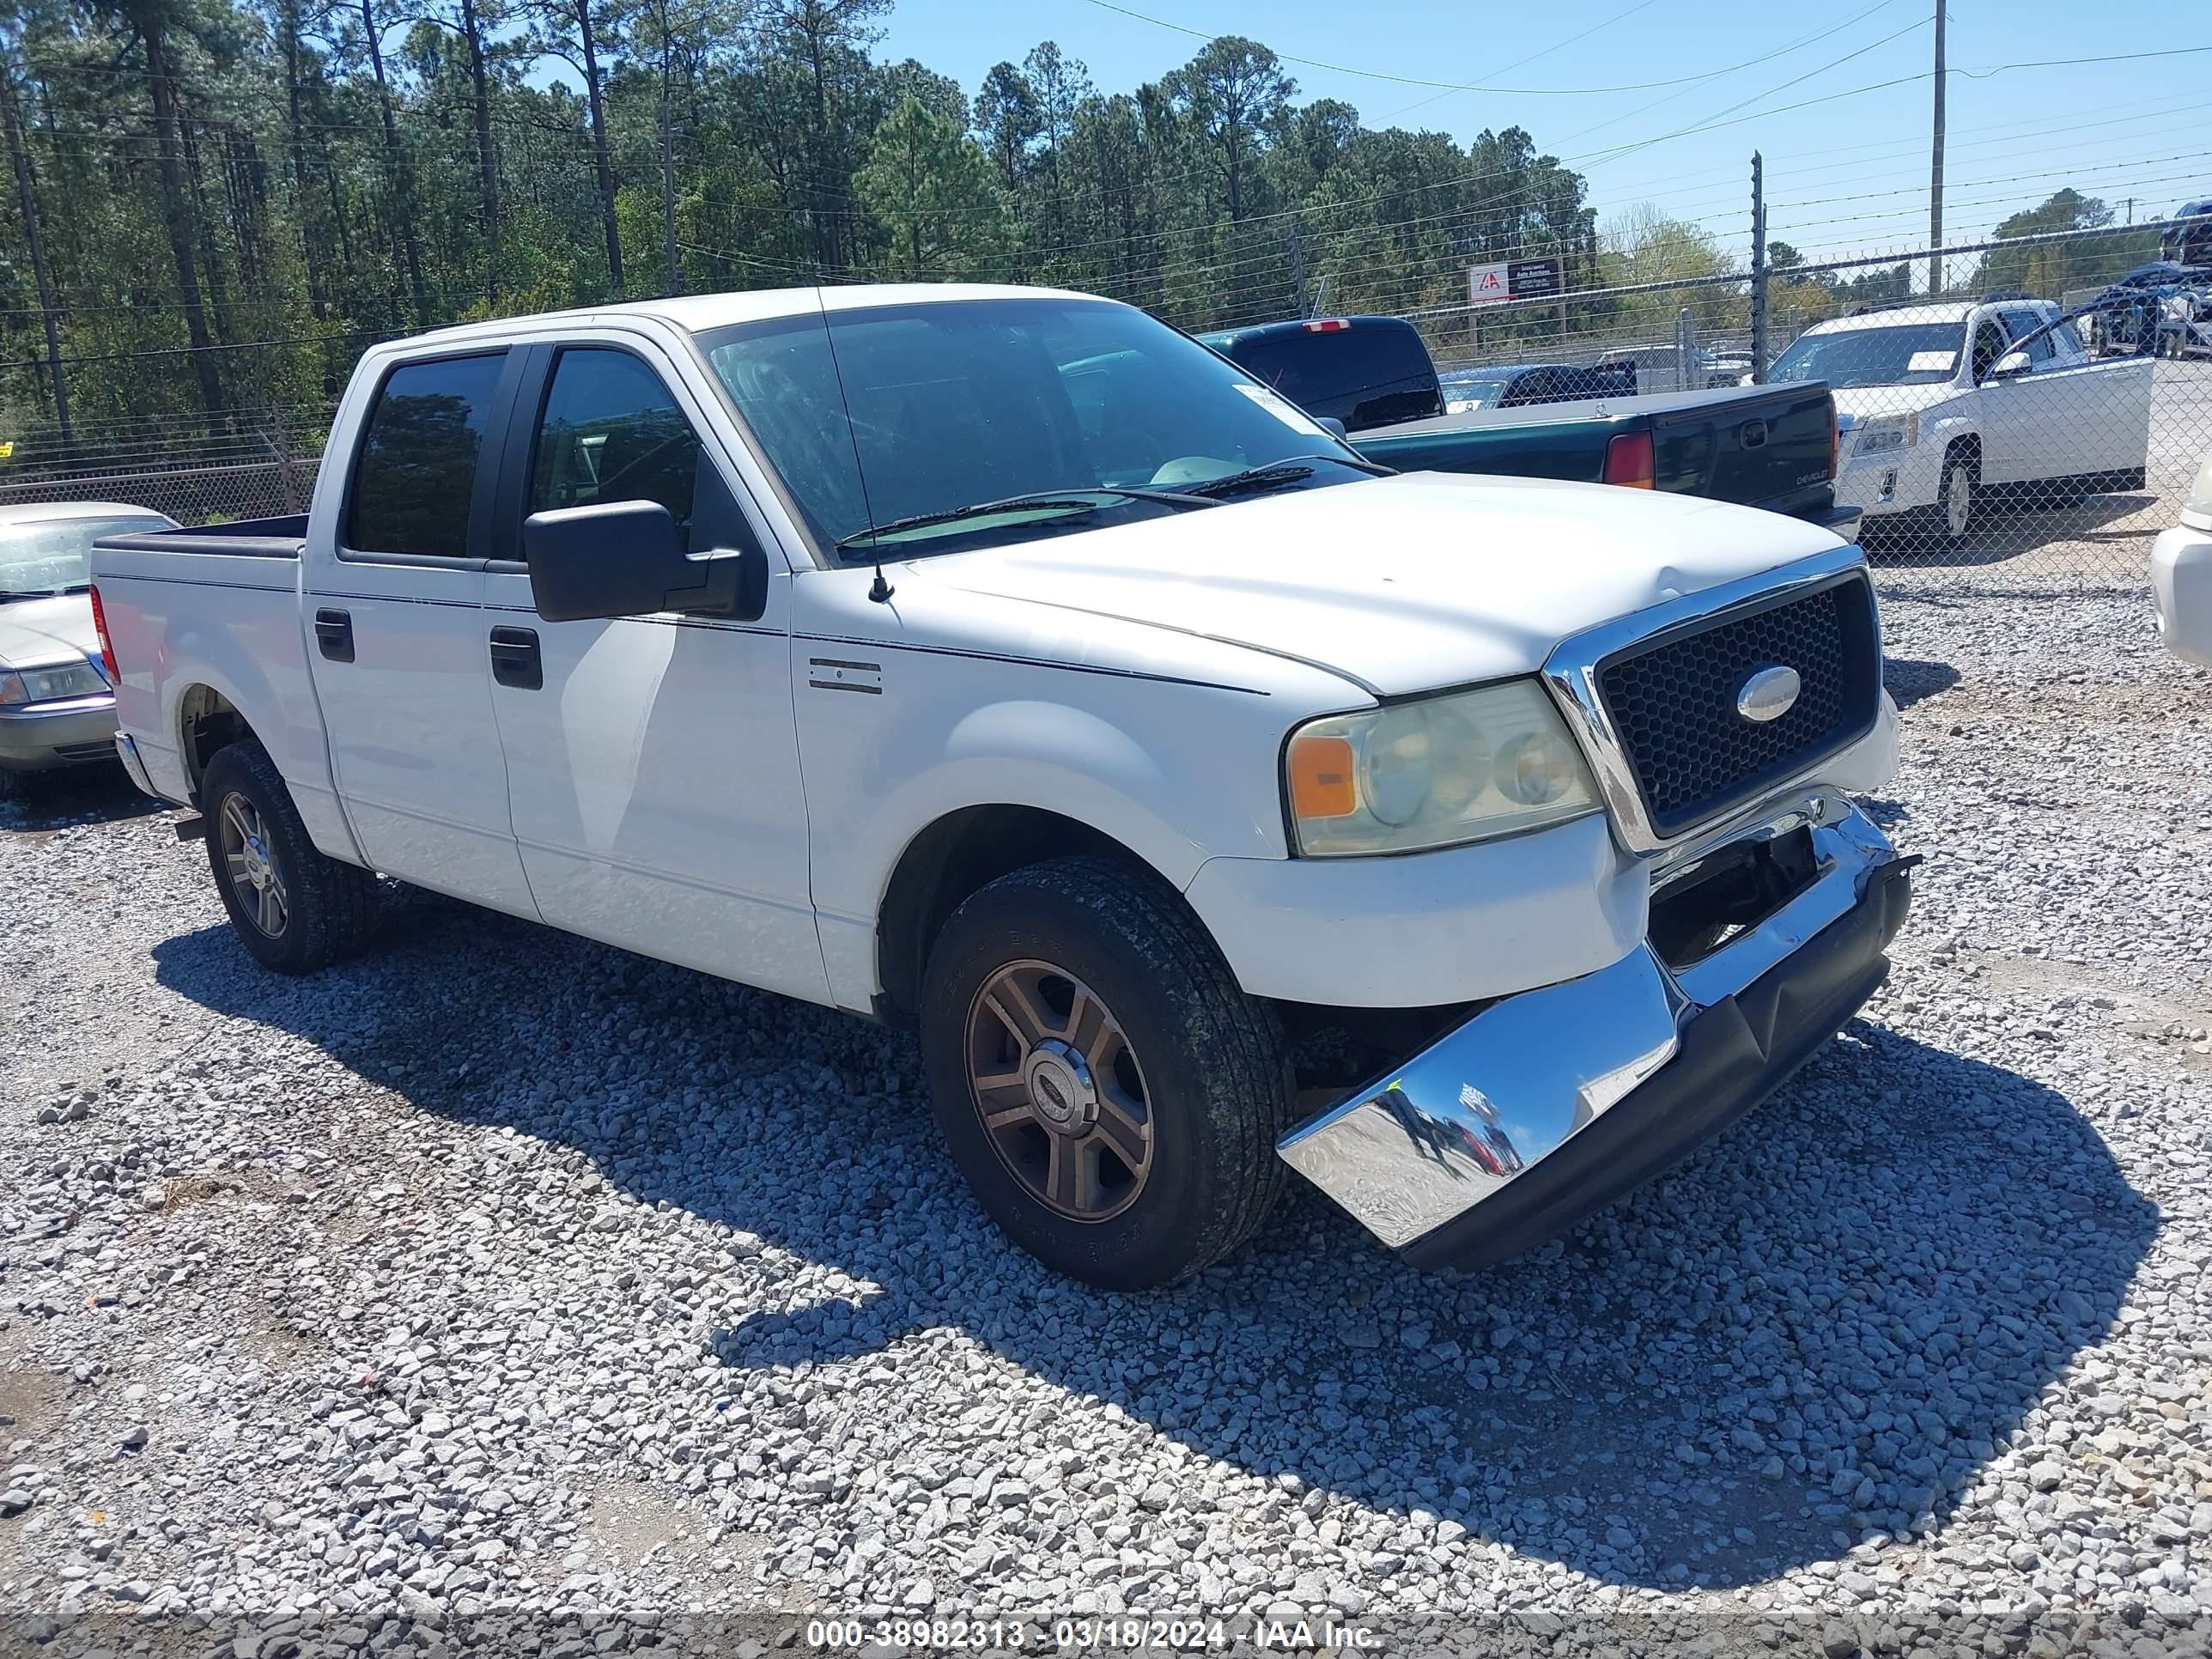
[2153,449,2212,664]
[0,500,177,799]
[1769,299,2152,548]
[89,283,1909,1289]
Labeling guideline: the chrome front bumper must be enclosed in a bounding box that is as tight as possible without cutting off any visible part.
[1277,804,1911,1267]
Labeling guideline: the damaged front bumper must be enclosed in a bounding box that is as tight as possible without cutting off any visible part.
[1276,802,1912,1270]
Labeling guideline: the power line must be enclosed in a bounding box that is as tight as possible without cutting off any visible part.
[1075,0,1730,94]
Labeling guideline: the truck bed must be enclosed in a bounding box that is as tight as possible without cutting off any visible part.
[88,514,342,841]
[1352,381,1844,523]
[94,514,309,561]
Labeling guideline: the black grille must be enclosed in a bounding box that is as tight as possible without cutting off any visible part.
[1595,576,1881,836]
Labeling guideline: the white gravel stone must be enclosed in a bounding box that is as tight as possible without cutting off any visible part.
[0,588,2209,1659]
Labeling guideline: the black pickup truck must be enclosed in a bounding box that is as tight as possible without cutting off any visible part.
[1199,315,1851,527]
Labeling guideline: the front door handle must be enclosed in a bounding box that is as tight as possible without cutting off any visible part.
[313,608,354,663]
[489,625,542,690]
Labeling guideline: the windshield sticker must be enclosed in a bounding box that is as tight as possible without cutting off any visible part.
[1232,381,1330,435]
[1907,349,1957,373]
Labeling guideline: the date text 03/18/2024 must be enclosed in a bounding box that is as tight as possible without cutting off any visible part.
[802,1617,1385,1650]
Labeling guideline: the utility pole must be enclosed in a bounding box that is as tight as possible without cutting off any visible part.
[1290,222,1309,319]
[1750,151,1769,384]
[1929,0,1946,296]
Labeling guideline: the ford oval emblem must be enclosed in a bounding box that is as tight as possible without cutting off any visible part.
[1735,664,1802,723]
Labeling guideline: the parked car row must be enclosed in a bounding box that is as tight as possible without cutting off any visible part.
[1201,313,1852,528]
[2072,262,2212,356]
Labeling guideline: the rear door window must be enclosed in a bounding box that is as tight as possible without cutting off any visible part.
[347,352,507,559]
[1225,323,1439,429]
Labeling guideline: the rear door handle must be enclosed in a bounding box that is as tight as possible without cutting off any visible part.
[313,608,354,663]
[489,625,542,690]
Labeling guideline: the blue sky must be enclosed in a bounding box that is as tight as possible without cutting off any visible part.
[878,0,2212,268]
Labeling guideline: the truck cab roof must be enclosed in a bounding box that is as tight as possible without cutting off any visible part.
[398,283,1105,350]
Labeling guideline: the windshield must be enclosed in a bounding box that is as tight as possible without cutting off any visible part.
[1768,322,1965,389]
[1441,376,1510,410]
[0,514,169,597]
[700,296,1370,557]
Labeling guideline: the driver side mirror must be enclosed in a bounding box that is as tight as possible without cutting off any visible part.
[1316,416,1348,440]
[1989,350,2032,381]
[524,499,769,624]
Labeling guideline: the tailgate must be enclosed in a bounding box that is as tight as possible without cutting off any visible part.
[1652,383,1835,515]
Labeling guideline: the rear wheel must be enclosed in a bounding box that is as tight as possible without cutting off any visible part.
[201,740,378,974]
[919,855,1294,1290]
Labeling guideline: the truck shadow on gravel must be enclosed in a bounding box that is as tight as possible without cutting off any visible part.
[1881,657,1960,710]
[0,766,164,836]
[152,905,2158,1594]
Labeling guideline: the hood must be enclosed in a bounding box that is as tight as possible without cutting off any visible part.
[0,592,99,670]
[1831,382,1960,422]
[911,471,1849,696]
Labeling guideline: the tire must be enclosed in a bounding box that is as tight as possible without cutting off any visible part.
[1935,450,1979,550]
[201,739,378,974]
[919,854,1295,1291]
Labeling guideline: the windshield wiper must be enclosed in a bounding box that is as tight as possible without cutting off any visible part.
[836,486,1217,552]
[0,587,72,602]
[1171,453,1394,500]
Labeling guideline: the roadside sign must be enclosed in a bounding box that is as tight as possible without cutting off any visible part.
[1508,258,1562,300]
[1468,257,1563,307]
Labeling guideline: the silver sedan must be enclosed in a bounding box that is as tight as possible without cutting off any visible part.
[0,500,177,800]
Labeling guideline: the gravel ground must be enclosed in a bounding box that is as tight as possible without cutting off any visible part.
[3,588,2210,1659]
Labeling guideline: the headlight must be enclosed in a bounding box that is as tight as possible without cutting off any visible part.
[2184,450,2212,523]
[1285,679,1601,856]
[0,659,109,706]
[1853,412,1918,455]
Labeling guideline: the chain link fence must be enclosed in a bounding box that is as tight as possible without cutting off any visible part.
[1397,220,2209,592]
[0,402,330,526]
[1,222,2203,592]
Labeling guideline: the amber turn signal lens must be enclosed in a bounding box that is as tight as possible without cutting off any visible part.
[1288,734,1358,818]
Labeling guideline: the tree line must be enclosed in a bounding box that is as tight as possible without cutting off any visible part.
[0,0,1601,458]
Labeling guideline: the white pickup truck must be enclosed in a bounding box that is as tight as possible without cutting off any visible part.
[91,284,1910,1290]
[1770,297,2152,548]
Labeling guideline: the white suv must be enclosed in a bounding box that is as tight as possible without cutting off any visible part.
[1768,298,2152,547]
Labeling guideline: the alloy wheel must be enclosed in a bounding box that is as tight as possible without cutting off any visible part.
[1945,465,1974,539]
[963,959,1154,1222]
[219,792,289,939]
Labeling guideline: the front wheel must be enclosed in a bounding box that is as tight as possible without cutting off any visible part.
[1936,451,1979,550]
[201,740,379,974]
[920,855,1295,1290]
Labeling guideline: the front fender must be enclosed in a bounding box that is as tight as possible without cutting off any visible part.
[802,677,1304,1014]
